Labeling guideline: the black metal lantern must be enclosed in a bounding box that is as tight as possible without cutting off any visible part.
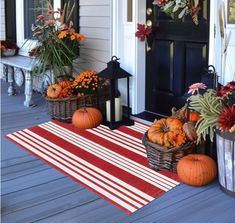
[98,56,134,129]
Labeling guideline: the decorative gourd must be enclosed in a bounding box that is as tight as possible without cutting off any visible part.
[58,80,72,89]
[147,117,187,148]
[47,84,62,99]
[72,107,102,129]
[184,111,201,122]
[183,122,198,141]
[177,154,217,186]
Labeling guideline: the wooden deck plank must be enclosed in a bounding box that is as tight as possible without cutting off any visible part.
[1,178,85,216]
[1,114,47,132]
[131,188,235,223]
[1,80,235,223]
[98,183,217,223]
[2,189,100,223]
[1,112,49,132]
[2,177,82,206]
[1,152,35,168]
[1,159,49,182]
[2,108,47,125]
[38,197,124,223]
[1,168,68,195]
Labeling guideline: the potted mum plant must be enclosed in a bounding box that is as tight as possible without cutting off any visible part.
[45,70,103,122]
[187,82,235,196]
[0,41,19,56]
[30,1,85,81]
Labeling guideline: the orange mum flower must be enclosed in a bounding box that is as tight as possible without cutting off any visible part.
[76,33,86,42]
[70,35,76,40]
[58,31,67,39]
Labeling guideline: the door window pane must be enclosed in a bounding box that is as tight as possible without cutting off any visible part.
[24,0,52,39]
[127,0,133,22]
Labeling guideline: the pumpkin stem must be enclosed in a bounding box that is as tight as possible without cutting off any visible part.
[162,124,169,132]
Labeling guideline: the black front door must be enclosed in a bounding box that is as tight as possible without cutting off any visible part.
[145,0,210,116]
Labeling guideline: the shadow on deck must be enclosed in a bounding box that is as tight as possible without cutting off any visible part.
[1,80,235,223]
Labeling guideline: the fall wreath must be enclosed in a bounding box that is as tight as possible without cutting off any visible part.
[153,0,201,25]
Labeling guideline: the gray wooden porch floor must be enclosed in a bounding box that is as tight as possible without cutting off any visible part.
[1,80,235,223]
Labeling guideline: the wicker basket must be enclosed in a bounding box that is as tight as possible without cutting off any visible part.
[46,94,98,122]
[142,132,196,172]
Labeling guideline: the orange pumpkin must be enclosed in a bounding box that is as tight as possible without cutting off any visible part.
[177,154,217,186]
[147,117,187,148]
[184,111,201,122]
[72,107,102,129]
[47,84,62,99]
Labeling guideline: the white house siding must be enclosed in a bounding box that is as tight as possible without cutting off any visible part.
[218,1,235,84]
[0,0,6,79]
[74,0,111,74]
[221,0,235,83]
[210,0,235,85]
[224,27,235,83]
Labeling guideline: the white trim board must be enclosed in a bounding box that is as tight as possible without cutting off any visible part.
[112,0,146,114]
[133,0,146,114]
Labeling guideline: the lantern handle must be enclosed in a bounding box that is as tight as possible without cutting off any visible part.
[111,56,120,61]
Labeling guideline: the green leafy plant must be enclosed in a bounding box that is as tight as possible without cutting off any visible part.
[188,82,235,143]
[189,89,224,142]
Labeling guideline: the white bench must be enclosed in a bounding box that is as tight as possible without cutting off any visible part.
[1,55,38,107]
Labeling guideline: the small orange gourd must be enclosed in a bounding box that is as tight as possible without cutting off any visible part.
[72,107,102,129]
[177,154,217,186]
[47,84,62,99]
[184,111,201,122]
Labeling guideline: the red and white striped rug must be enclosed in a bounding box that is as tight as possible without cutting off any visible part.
[6,120,180,214]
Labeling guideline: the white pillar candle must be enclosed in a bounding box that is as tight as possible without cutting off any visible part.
[106,97,122,122]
